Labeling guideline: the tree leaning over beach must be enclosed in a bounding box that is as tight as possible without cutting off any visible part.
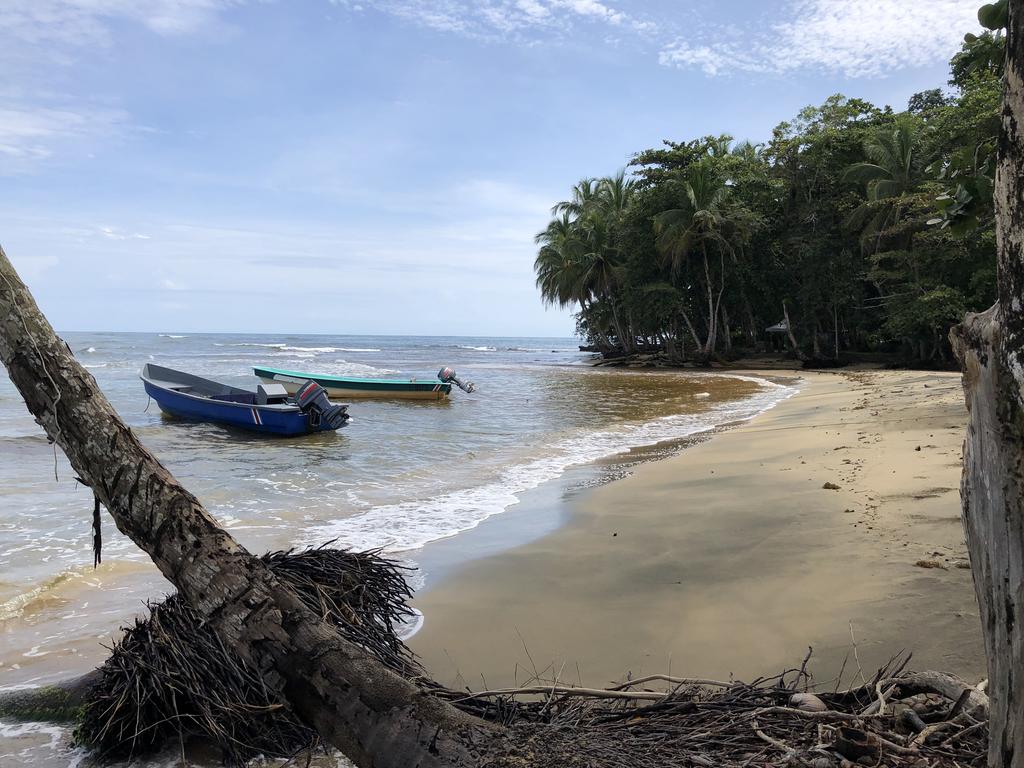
[0,245,494,767]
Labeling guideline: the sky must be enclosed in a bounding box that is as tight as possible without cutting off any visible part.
[0,0,983,337]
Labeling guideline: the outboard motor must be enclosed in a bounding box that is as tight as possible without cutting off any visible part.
[438,366,475,393]
[295,380,350,429]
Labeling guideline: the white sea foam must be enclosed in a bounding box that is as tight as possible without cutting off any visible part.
[0,718,91,768]
[336,347,381,352]
[227,343,355,354]
[83,363,107,369]
[83,347,96,353]
[0,719,67,749]
[158,334,187,339]
[304,375,799,553]
[398,608,424,640]
[458,345,495,351]
[326,360,399,376]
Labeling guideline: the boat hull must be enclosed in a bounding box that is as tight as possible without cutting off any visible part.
[142,378,341,436]
[254,367,451,401]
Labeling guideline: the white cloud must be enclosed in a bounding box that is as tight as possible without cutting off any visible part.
[0,0,240,48]
[659,43,763,77]
[0,105,129,173]
[100,226,151,240]
[328,0,646,40]
[660,0,981,78]
[0,1,240,171]
[549,0,624,25]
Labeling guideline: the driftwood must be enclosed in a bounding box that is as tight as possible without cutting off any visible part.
[949,3,1024,767]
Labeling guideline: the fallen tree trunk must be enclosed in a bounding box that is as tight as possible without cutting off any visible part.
[0,245,491,768]
[950,3,1024,766]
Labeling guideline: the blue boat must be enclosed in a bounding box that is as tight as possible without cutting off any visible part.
[141,364,350,436]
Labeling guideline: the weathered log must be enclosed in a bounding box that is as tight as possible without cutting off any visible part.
[877,671,989,718]
[0,245,491,768]
[949,3,1024,766]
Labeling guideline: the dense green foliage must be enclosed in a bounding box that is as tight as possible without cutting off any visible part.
[535,32,1002,365]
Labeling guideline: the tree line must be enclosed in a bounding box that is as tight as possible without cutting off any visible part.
[535,29,1003,366]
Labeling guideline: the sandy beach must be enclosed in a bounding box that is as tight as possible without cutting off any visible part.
[410,369,985,690]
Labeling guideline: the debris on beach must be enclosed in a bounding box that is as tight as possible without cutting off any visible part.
[67,547,989,767]
[76,546,421,764]
[437,652,989,768]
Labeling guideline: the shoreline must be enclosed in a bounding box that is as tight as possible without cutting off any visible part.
[409,369,984,689]
[406,370,797,599]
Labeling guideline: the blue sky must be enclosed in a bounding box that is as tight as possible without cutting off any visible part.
[1,0,982,337]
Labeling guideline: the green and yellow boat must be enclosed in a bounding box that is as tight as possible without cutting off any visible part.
[253,365,474,401]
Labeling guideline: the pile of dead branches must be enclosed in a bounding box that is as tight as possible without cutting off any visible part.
[76,545,421,764]
[449,654,989,767]
[75,546,989,767]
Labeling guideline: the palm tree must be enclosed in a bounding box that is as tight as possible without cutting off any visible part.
[653,160,737,361]
[535,172,640,352]
[844,118,935,304]
[596,170,636,221]
[534,212,622,350]
[576,208,635,351]
[534,214,584,309]
[844,118,933,239]
[551,178,601,219]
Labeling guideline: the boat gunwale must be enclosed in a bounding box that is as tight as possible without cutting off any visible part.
[253,365,452,391]
[141,364,305,413]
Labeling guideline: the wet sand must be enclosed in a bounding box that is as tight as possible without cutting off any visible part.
[410,370,985,690]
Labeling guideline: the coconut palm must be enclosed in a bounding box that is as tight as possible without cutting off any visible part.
[533,214,584,309]
[653,160,737,360]
[550,178,601,219]
[844,118,933,238]
[596,170,636,221]
[535,171,640,352]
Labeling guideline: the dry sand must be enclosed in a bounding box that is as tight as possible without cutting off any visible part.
[410,369,985,691]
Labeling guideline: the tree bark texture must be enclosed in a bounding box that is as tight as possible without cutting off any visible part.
[0,246,490,768]
[950,5,1024,766]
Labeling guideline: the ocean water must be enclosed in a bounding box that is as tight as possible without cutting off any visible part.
[0,332,797,767]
